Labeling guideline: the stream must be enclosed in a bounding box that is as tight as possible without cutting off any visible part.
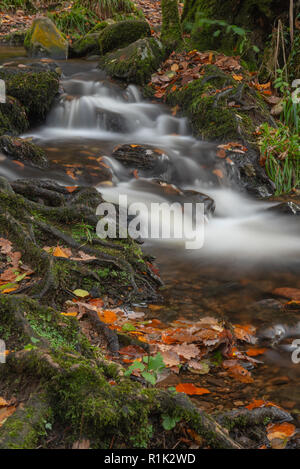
[1,46,300,415]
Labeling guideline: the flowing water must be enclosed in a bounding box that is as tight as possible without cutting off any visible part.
[1,47,300,413]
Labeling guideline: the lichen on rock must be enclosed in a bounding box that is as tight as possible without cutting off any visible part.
[24,17,68,60]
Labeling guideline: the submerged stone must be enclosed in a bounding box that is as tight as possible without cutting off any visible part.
[0,135,49,169]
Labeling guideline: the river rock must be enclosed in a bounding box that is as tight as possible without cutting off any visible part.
[0,63,60,125]
[99,37,166,86]
[0,135,48,169]
[98,20,151,55]
[128,178,215,217]
[24,17,68,60]
[71,33,100,58]
[165,64,276,197]
[267,201,300,216]
[111,144,170,177]
[0,96,29,136]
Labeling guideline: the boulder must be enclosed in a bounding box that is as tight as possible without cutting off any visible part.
[0,135,48,169]
[99,37,166,85]
[0,64,60,125]
[111,144,170,177]
[71,33,100,58]
[98,20,151,55]
[267,201,300,216]
[0,96,29,136]
[24,17,68,60]
[165,64,276,197]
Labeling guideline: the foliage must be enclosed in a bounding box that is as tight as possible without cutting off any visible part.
[258,122,300,195]
[81,0,141,20]
[48,5,99,37]
[187,13,259,58]
[274,69,300,133]
[124,353,166,386]
[0,0,36,11]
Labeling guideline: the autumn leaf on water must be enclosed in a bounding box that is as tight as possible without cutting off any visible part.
[223,360,254,383]
[98,310,118,324]
[246,399,281,411]
[272,287,300,301]
[175,383,210,395]
[246,347,266,357]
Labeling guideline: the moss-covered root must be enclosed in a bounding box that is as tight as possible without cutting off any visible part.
[0,178,160,306]
[0,345,241,448]
[0,293,241,449]
[161,0,183,50]
[0,395,53,450]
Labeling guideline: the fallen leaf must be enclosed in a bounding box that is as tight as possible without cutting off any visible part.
[175,383,210,395]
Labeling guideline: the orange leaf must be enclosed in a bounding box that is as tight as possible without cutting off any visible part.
[175,383,210,395]
[53,246,70,258]
[246,347,266,357]
[98,310,118,324]
[267,422,296,440]
[232,74,243,81]
[65,186,78,193]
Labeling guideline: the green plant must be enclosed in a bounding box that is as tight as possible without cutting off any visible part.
[48,5,99,37]
[81,0,140,19]
[258,122,300,195]
[188,14,259,57]
[124,353,166,386]
[162,414,181,431]
[274,70,300,133]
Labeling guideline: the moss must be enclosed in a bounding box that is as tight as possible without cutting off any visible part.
[99,37,166,86]
[98,20,151,55]
[0,96,29,136]
[0,395,53,449]
[166,64,269,142]
[47,362,158,448]
[71,33,100,57]
[0,136,48,168]
[0,69,59,124]
[161,0,182,49]
[24,17,68,60]
[182,0,276,57]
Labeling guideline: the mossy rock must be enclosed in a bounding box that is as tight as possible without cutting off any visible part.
[0,96,29,136]
[98,20,151,55]
[99,37,166,86]
[165,64,275,196]
[0,136,48,169]
[0,67,60,125]
[166,64,269,141]
[71,33,100,58]
[24,17,68,60]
